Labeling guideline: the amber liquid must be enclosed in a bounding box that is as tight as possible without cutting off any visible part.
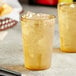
[58,3,76,52]
[21,16,55,70]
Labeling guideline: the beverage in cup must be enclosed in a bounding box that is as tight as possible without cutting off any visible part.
[58,2,76,52]
[21,12,55,70]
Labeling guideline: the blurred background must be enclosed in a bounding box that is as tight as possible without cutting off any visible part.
[19,0,76,5]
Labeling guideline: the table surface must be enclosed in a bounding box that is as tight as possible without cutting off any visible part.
[0,4,76,76]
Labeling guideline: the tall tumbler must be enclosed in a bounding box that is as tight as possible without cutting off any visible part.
[58,3,76,52]
[21,12,55,70]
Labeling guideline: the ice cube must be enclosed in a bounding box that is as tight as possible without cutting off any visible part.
[25,11,35,19]
[70,4,75,8]
[23,11,52,20]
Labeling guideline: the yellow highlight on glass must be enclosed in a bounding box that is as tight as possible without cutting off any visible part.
[58,0,73,3]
